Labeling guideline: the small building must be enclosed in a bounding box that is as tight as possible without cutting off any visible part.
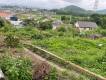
[0,11,13,19]
[0,11,23,27]
[88,34,102,40]
[75,21,97,32]
[52,20,63,30]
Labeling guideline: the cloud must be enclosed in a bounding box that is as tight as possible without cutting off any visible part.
[0,0,105,10]
[62,0,82,3]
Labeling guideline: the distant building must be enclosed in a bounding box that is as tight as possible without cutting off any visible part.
[88,34,102,40]
[52,20,63,30]
[75,21,97,32]
[0,11,13,19]
[0,11,23,27]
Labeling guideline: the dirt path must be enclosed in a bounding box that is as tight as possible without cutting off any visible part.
[24,48,67,71]
[23,48,90,80]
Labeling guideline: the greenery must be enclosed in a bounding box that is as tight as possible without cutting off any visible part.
[0,11,106,79]
[4,34,20,48]
[39,21,52,30]
[23,18,37,27]
[0,55,32,80]
[90,14,106,29]
[0,18,5,28]
[61,16,70,24]
[44,68,58,80]
[30,27,106,77]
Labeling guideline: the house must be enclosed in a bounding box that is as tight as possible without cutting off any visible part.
[52,20,63,30]
[9,16,23,27]
[0,11,13,19]
[75,21,97,32]
[0,11,23,27]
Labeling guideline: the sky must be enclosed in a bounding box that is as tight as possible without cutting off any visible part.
[0,0,106,10]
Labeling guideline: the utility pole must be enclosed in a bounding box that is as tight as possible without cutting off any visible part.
[93,0,99,11]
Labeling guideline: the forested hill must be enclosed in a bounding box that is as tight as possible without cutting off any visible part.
[97,9,106,14]
[50,5,94,16]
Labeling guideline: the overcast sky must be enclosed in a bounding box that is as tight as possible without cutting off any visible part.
[0,0,106,10]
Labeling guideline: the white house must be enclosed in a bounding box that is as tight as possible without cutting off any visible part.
[75,21,97,32]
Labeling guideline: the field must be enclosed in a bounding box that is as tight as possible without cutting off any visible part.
[0,27,91,80]
[0,12,106,79]
[30,28,106,77]
[1,24,106,77]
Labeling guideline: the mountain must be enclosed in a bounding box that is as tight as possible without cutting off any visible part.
[97,9,106,14]
[61,5,87,14]
[52,5,94,16]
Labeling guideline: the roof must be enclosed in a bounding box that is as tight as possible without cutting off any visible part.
[76,21,97,28]
[52,20,63,26]
[0,11,12,18]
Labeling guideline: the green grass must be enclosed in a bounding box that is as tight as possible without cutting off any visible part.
[32,33,106,77]
[30,28,106,77]
[1,25,106,77]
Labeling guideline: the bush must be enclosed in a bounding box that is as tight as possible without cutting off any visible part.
[31,31,53,40]
[31,33,44,40]
[100,30,106,36]
[33,62,50,80]
[39,21,52,30]
[4,34,20,48]
[44,68,58,80]
[0,55,32,80]
[57,26,67,32]
[0,18,5,28]
[61,16,70,24]
[23,19,37,27]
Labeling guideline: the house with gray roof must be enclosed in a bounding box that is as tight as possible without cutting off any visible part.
[52,20,63,30]
[75,21,97,32]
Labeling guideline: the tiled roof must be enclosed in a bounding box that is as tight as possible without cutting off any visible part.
[0,11,12,17]
[76,21,97,28]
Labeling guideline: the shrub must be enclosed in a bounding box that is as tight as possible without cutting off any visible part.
[31,33,44,40]
[61,16,70,24]
[4,34,20,48]
[45,68,58,80]
[0,18,5,28]
[100,30,106,36]
[23,19,37,27]
[31,31,53,40]
[0,55,32,80]
[39,21,52,30]
[57,26,67,32]
[33,62,50,80]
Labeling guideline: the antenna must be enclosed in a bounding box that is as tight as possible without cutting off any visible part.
[93,0,99,11]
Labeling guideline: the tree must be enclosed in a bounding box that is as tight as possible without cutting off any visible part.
[90,14,102,26]
[4,34,20,48]
[39,21,52,30]
[70,16,77,24]
[61,16,70,24]
[23,18,37,27]
[0,18,5,28]
[101,17,106,29]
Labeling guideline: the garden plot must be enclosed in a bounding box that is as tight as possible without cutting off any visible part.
[33,36,106,78]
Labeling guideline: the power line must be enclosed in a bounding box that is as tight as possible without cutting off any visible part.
[94,0,99,11]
